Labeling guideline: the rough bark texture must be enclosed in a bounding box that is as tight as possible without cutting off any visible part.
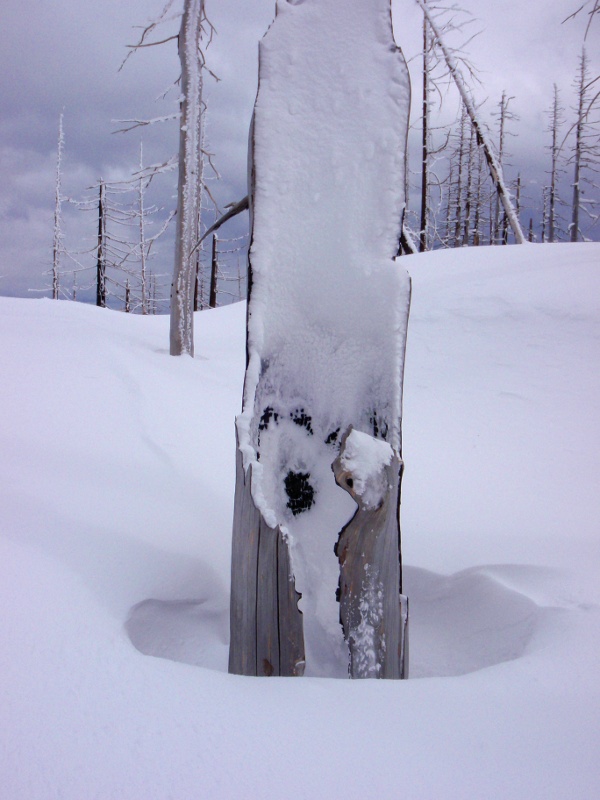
[229,0,410,679]
[229,434,305,677]
[333,429,408,679]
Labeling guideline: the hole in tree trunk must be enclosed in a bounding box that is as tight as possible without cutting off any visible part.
[284,470,315,515]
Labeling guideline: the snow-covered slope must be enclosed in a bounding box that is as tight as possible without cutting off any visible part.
[1,243,599,799]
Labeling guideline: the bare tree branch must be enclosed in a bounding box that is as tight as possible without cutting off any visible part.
[118,0,180,72]
[125,34,179,49]
[190,195,249,257]
[111,114,181,134]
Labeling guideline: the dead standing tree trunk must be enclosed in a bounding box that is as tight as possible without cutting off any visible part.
[415,0,526,244]
[170,0,204,356]
[229,0,411,679]
[52,113,65,301]
[96,181,106,308]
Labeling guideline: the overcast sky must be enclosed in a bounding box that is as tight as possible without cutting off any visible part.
[0,0,597,300]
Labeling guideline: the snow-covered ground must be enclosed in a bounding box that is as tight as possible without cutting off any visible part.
[1,243,599,799]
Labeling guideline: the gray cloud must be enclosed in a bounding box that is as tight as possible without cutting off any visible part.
[0,0,597,298]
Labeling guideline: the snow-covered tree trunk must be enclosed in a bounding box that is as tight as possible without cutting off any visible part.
[492,92,508,244]
[419,0,431,252]
[52,113,65,301]
[462,126,477,246]
[138,143,148,315]
[453,106,467,248]
[571,49,588,243]
[547,85,564,243]
[209,233,218,309]
[170,0,204,356]
[229,0,411,679]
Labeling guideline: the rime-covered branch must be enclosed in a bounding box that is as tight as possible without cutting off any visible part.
[112,113,181,134]
[118,0,181,72]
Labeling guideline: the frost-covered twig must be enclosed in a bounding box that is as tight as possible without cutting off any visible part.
[112,113,181,134]
[118,0,181,72]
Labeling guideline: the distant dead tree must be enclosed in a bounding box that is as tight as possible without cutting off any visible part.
[415,0,526,244]
[546,84,566,243]
[117,0,218,353]
[51,113,65,300]
[569,48,600,241]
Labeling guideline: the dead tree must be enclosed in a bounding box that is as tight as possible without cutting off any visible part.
[571,56,585,242]
[415,0,526,244]
[547,84,565,243]
[491,92,518,244]
[419,0,431,252]
[116,0,217,347]
[52,113,65,300]
[170,0,205,355]
[452,106,468,247]
[569,48,600,241]
[229,0,411,680]
[462,124,476,246]
[415,0,465,251]
[209,233,218,309]
[96,181,107,308]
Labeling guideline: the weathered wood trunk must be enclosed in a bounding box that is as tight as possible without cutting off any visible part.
[229,0,411,679]
[229,433,305,677]
[169,0,204,356]
[333,429,408,679]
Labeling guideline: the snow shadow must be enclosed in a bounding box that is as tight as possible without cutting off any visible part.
[404,565,540,678]
[126,596,229,672]
[126,563,553,678]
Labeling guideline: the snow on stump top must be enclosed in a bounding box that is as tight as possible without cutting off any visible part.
[229,0,411,679]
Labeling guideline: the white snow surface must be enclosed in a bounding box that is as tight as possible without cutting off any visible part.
[238,0,411,677]
[1,242,600,798]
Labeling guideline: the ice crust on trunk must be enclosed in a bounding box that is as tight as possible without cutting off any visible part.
[237,0,411,676]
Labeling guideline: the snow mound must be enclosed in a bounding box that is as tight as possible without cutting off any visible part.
[126,563,555,679]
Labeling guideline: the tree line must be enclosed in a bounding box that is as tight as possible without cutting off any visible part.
[49,125,247,317]
[45,0,598,356]
[413,0,599,250]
